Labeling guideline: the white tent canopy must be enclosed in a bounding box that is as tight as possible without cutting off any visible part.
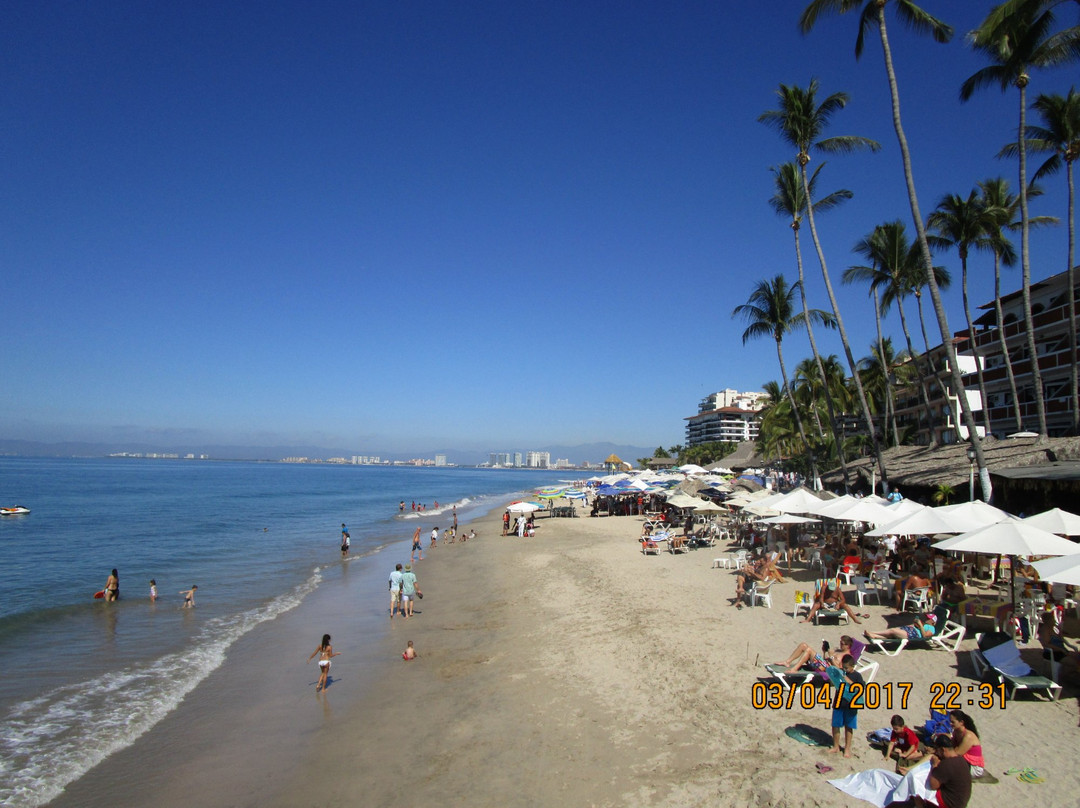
[759,514,821,525]
[934,501,1013,530]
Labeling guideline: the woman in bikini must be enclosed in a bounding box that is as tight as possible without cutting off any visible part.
[104,569,120,602]
[307,633,340,692]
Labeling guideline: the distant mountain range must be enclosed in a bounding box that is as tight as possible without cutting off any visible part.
[0,438,657,467]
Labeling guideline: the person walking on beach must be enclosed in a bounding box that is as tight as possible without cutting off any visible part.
[502,510,510,536]
[179,585,198,608]
[411,526,424,562]
[307,633,340,693]
[104,569,120,602]
[389,563,404,619]
[515,514,526,537]
[430,526,438,549]
[401,564,421,618]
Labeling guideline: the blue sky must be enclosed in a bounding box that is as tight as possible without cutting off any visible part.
[2,2,1077,455]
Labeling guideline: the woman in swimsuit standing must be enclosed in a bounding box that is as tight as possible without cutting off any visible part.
[104,569,119,602]
[307,634,340,692]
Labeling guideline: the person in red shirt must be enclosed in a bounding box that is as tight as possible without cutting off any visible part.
[884,714,922,771]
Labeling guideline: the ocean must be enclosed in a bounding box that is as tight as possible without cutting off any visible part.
[0,457,566,807]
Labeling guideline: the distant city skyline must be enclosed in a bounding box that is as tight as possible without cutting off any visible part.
[3,3,1075,452]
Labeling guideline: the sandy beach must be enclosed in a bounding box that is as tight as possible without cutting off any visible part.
[49,506,1079,807]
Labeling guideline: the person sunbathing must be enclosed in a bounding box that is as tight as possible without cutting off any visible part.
[802,582,861,624]
[775,635,853,673]
[864,617,935,643]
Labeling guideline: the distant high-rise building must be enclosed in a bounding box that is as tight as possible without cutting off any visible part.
[685,389,766,446]
[434,454,447,467]
[525,451,550,468]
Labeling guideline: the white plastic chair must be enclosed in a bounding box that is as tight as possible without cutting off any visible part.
[792,589,812,621]
[752,581,773,609]
[902,586,932,612]
[853,576,880,607]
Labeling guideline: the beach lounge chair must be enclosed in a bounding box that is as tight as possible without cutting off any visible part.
[970,633,1062,701]
[763,638,879,692]
[640,536,661,555]
[865,620,966,657]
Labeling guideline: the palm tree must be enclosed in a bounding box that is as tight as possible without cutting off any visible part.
[733,275,835,486]
[1025,88,1080,432]
[844,222,941,443]
[977,177,1025,432]
[758,80,890,493]
[857,337,903,446]
[768,160,852,489]
[927,190,998,435]
[962,0,1080,439]
[800,0,994,503]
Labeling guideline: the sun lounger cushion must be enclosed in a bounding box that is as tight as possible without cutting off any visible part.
[981,640,1033,678]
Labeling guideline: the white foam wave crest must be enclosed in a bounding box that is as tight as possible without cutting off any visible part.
[0,568,323,808]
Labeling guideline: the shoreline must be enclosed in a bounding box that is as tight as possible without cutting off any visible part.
[48,504,1080,807]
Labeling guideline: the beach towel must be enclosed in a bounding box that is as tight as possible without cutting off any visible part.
[828,761,936,808]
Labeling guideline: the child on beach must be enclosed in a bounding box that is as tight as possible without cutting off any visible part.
[430,527,438,549]
[307,634,340,692]
[149,579,158,602]
[179,585,197,608]
[403,640,416,660]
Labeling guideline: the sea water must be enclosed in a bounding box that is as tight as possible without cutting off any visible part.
[0,457,566,807]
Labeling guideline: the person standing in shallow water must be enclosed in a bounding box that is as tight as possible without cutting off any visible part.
[104,569,119,602]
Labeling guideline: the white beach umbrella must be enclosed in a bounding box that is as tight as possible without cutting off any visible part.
[864,508,964,537]
[886,499,927,517]
[804,495,859,517]
[693,500,726,513]
[933,501,1013,530]
[677,464,708,475]
[770,487,826,514]
[1031,553,1080,586]
[934,521,1080,611]
[506,502,542,513]
[741,501,780,517]
[665,492,704,509]
[932,521,1079,557]
[759,514,820,525]
[822,498,898,526]
[1023,507,1080,537]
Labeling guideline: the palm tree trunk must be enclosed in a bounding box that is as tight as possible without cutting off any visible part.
[875,7,990,500]
[993,251,1024,433]
[777,340,819,487]
[799,161,889,493]
[873,289,899,446]
[793,226,851,491]
[1018,79,1049,438]
[897,300,938,445]
[1066,158,1077,434]
[960,254,994,435]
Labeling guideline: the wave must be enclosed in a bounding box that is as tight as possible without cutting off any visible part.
[0,568,323,808]
[395,495,476,520]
